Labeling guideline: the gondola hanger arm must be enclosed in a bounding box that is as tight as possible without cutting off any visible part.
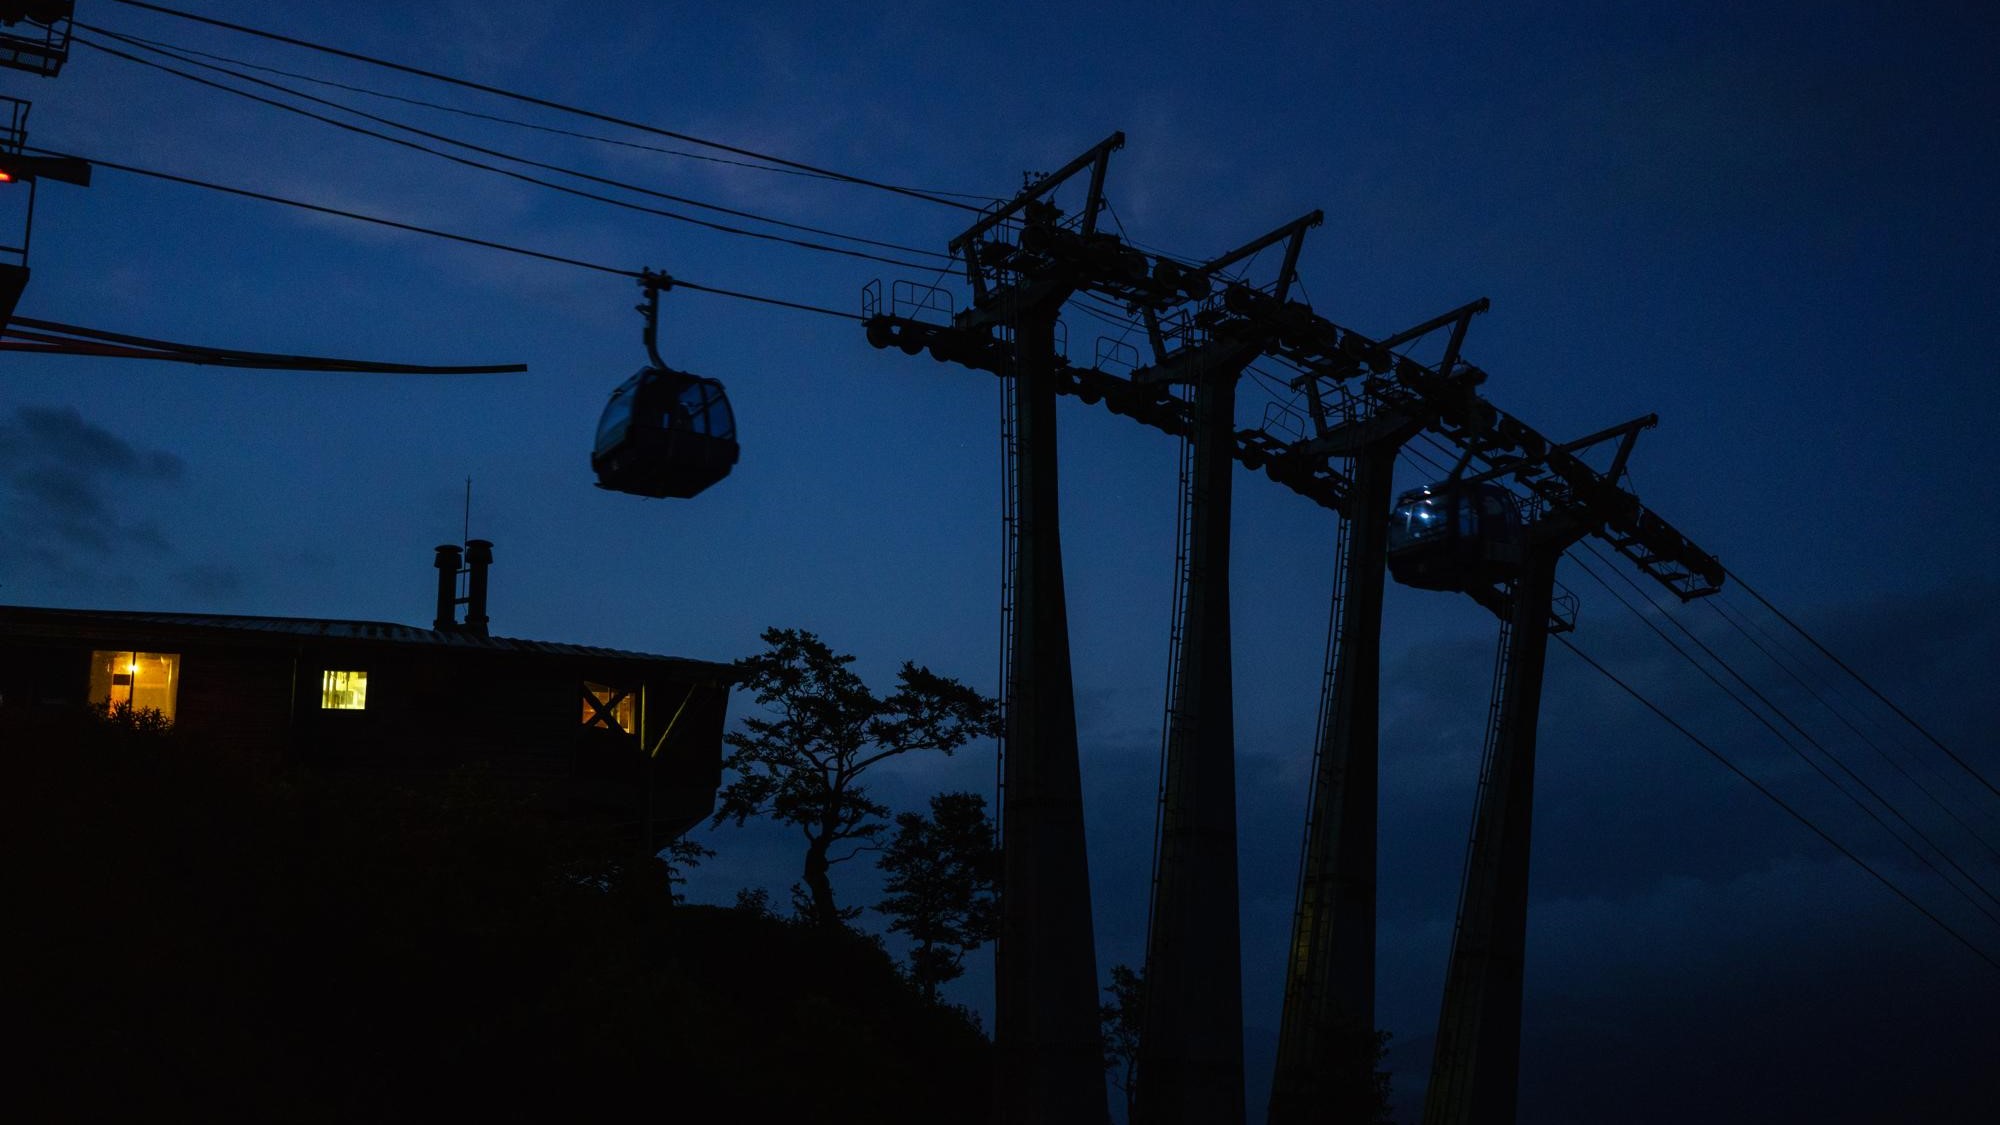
[638,268,675,368]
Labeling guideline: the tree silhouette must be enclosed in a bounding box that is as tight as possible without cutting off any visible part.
[714,627,998,929]
[875,790,999,1000]
[1100,963,1145,1121]
[658,835,714,904]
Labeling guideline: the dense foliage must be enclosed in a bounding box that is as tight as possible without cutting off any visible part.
[874,791,999,1000]
[1100,963,1145,1120]
[714,627,998,928]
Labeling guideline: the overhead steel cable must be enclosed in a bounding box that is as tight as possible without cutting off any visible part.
[1102,198,1241,280]
[83,28,958,263]
[3,317,527,373]
[1724,566,2000,805]
[1568,548,2000,926]
[1068,292,1145,353]
[1703,593,2000,866]
[1555,634,2000,975]
[101,0,987,212]
[1064,295,1310,430]
[3,322,481,371]
[1579,544,2000,910]
[91,28,999,200]
[1404,431,1461,479]
[36,148,864,322]
[1402,426,2000,892]
[75,35,942,273]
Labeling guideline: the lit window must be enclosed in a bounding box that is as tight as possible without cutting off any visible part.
[88,650,181,720]
[321,670,368,710]
[581,681,635,733]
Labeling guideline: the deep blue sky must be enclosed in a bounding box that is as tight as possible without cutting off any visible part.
[4,2,1997,1120]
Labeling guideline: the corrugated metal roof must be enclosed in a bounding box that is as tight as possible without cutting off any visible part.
[0,604,733,673]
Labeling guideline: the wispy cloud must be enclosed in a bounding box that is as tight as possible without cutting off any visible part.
[0,405,238,601]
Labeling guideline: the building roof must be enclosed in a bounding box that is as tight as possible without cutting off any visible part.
[0,604,735,676]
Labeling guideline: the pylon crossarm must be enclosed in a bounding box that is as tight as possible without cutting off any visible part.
[1187,210,1324,302]
[949,131,1125,256]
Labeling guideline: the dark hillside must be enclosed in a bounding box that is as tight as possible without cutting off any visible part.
[4,706,988,1121]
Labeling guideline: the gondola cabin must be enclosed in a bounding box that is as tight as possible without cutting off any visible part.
[1386,481,1526,592]
[591,365,739,499]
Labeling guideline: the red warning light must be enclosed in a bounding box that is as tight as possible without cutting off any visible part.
[0,171,13,183]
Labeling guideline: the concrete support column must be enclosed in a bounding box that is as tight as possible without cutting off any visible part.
[995,310,1109,1125]
[1269,439,1399,1122]
[1137,372,1244,1125]
[1423,539,1568,1125]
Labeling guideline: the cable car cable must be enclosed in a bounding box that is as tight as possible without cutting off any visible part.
[1101,198,1207,274]
[1554,634,2000,975]
[1568,550,2000,923]
[1581,544,2000,906]
[40,149,864,322]
[74,36,942,273]
[1061,297,1310,434]
[2,318,527,373]
[1401,429,1997,884]
[1723,566,2000,805]
[1575,547,2000,912]
[99,1,988,212]
[1402,436,1455,479]
[81,28,1000,201]
[1702,593,2000,865]
[81,29,958,264]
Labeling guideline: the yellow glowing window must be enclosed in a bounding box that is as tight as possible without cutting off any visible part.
[321,670,368,710]
[88,650,181,720]
[581,681,635,733]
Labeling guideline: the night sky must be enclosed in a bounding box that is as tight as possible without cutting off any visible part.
[4,2,1997,1120]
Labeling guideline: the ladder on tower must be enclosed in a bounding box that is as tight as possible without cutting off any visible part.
[1428,604,1517,1109]
[1144,380,1197,951]
[995,322,1019,849]
[1286,504,1353,977]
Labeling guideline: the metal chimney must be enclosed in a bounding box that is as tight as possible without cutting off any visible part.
[463,539,493,637]
[432,544,463,631]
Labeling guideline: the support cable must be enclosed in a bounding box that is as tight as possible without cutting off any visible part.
[1069,294,1143,349]
[994,324,1020,851]
[1703,594,2000,866]
[1285,502,1351,975]
[86,29,956,261]
[1101,199,1202,274]
[78,28,998,200]
[38,149,864,322]
[1445,608,1517,953]
[76,34,943,271]
[100,1,987,212]
[3,316,524,373]
[1400,440,1453,481]
[1103,198,1259,282]
[1063,292,1304,434]
[1725,566,2000,804]
[1555,635,2000,975]
[1583,544,2000,905]
[1569,550,2000,925]
[1144,381,1196,953]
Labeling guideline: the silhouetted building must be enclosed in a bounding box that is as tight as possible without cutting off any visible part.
[0,542,732,841]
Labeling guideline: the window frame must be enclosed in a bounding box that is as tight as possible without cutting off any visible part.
[87,649,181,721]
[580,680,637,735]
[319,668,370,711]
